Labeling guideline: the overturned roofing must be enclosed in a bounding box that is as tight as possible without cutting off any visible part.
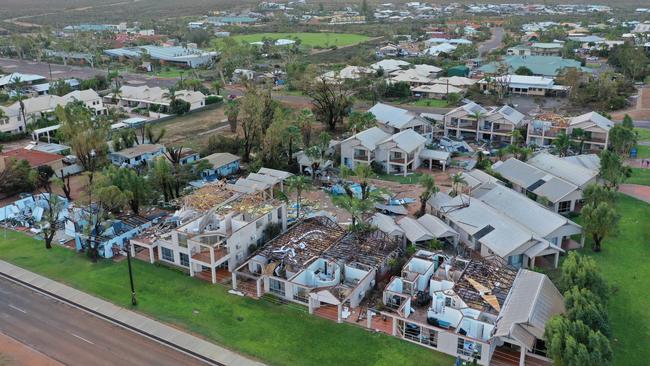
[255,216,399,273]
[454,256,518,315]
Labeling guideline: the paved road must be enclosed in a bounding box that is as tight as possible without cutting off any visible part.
[478,27,504,56]
[0,278,208,366]
[0,58,177,88]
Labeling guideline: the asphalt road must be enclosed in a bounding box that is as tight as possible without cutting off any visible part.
[0,57,177,88]
[478,27,504,56]
[0,278,208,366]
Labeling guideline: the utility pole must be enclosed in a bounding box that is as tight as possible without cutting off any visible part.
[126,240,137,306]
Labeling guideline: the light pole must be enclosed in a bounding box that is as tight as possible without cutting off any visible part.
[125,239,137,306]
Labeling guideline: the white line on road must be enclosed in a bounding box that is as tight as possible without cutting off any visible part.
[8,304,26,313]
[71,333,95,345]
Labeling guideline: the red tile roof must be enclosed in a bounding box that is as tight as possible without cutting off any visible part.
[0,148,63,167]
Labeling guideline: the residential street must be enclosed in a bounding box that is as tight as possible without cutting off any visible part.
[0,278,209,366]
[0,58,177,88]
[478,27,504,56]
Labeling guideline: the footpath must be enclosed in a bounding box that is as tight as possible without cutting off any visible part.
[0,260,265,366]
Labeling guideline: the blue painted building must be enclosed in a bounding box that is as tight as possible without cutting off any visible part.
[74,216,152,259]
[200,152,241,180]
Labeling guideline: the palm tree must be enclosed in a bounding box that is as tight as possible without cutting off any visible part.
[11,76,28,133]
[282,125,302,167]
[341,164,374,200]
[553,131,571,157]
[224,99,239,133]
[571,128,586,154]
[287,176,310,220]
[110,85,122,105]
[418,174,439,217]
[164,145,184,198]
[451,172,467,196]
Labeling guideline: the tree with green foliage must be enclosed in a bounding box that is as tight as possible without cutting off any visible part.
[599,149,631,189]
[347,111,377,134]
[112,128,137,152]
[0,159,35,196]
[514,66,533,76]
[609,115,637,156]
[553,130,571,157]
[582,184,617,208]
[225,99,240,133]
[418,174,439,217]
[286,175,310,220]
[559,252,609,300]
[304,132,331,180]
[544,316,612,366]
[581,201,618,252]
[148,157,174,203]
[56,102,109,172]
[570,128,587,154]
[103,165,150,215]
[451,172,467,196]
[304,78,353,131]
[564,287,611,337]
[238,85,267,162]
[49,79,73,96]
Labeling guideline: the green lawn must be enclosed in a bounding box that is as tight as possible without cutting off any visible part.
[221,32,371,48]
[410,99,448,108]
[635,145,650,159]
[634,128,650,142]
[627,168,650,186]
[574,194,650,366]
[152,68,187,78]
[0,231,452,366]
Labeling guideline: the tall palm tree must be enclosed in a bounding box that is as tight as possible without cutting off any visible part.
[451,172,467,196]
[418,174,439,217]
[571,128,586,155]
[11,76,28,133]
[282,124,302,167]
[287,176,310,220]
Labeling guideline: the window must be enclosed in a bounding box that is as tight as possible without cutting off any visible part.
[558,200,571,214]
[161,247,174,262]
[269,279,285,297]
[277,207,282,219]
[457,338,482,359]
[508,254,524,268]
[267,212,272,222]
[178,233,188,248]
[179,253,189,267]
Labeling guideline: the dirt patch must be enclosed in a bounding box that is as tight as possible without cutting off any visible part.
[151,106,232,150]
[0,332,63,366]
[612,86,650,121]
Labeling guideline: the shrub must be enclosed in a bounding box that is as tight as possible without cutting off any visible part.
[205,95,223,105]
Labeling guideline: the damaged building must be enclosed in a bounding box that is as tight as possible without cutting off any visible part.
[130,172,289,284]
[377,250,564,365]
[233,216,401,323]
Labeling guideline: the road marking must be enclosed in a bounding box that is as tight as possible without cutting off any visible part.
[71,333,95,345]
[8,304,26,314]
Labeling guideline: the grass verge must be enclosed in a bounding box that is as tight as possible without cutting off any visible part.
[0,231,453,366]
[573,194,650,366]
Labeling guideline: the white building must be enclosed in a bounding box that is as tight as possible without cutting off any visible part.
[444,102,527,145]
[0,89,105,134]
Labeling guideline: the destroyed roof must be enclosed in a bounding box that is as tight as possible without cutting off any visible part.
[257,216,347,272]
[256,216,399,272]
[181,181,239,212]
[454,257,518,315]
[112,144,164,158]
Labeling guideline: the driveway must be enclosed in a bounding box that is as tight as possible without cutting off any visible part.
[478,27,504,56]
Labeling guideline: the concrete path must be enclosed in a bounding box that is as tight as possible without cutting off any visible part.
[0,260,265,366]
[619,184,650,204]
